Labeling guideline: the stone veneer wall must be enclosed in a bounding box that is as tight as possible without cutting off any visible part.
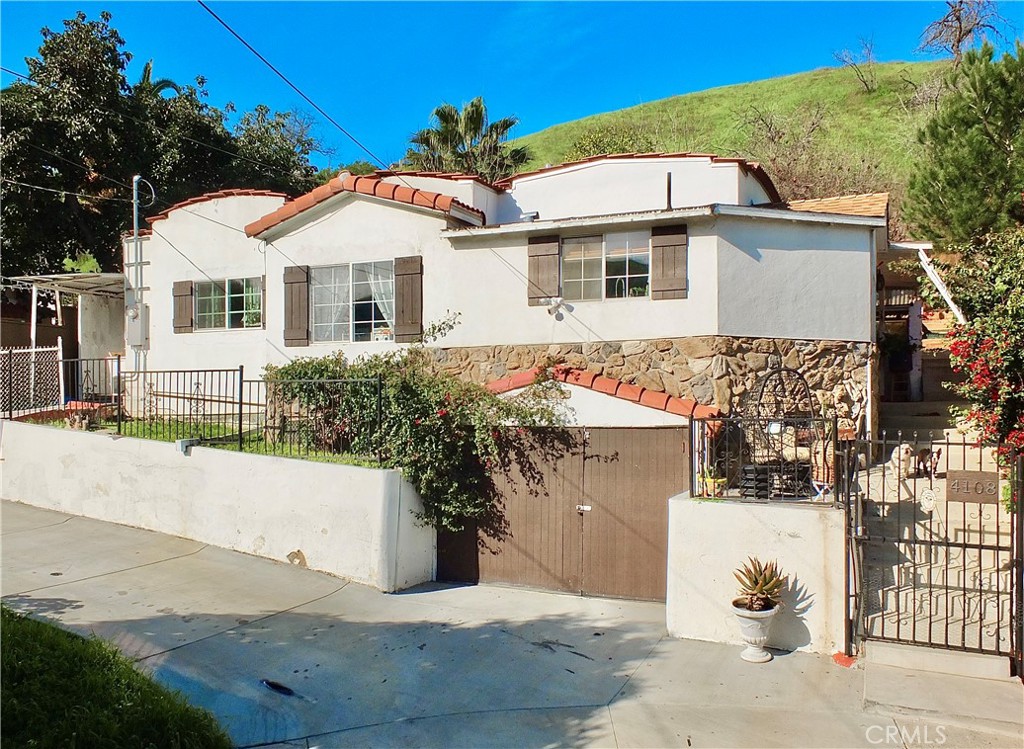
[429,336,873,428]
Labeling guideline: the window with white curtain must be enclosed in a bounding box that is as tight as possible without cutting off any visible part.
[311,261,394,342]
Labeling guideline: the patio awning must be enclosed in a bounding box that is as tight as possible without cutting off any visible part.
[10,273,125,299]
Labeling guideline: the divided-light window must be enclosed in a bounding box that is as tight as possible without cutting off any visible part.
[311,261,395,342]
[561,231,650,302]
[194,278,262,330]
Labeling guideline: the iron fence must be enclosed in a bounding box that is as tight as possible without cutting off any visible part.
[690,415,841,506]
[845,429,1018,658]
[4,357,384,464]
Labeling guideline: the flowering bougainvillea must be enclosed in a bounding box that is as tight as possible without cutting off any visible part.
[929,230,1024,448]
[916,229,1024,509]
[264,325,570,533]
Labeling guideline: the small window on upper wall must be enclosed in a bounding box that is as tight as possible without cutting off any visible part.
[560,231,650,302]
[194,277,262,330]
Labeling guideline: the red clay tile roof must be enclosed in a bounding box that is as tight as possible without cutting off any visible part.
[493,152,782,203]
[765,193,890,218]
[244,174,485,237]
[147,189,289,224]
[487,366,721,419]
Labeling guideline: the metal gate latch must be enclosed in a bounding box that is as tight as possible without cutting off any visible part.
[576,504,592,512]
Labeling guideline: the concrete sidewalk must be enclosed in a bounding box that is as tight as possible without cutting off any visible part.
[2,500,1021,748]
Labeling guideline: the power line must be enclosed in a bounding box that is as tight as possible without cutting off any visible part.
[1,178,133,203]
[197,0,392,172]
[0,65,291,177]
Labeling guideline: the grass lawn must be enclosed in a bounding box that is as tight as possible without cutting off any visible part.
[37,417,380,468]
[1,606,232,749]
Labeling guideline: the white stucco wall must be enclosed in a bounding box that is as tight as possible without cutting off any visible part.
[128,194,287,374]
[715,216,875,342]
[502,383,688,427]
[78,294,125,359]
[136,186,875,376]
[666,493,846,655]
[0,421,435,592]
[498,159,770,224]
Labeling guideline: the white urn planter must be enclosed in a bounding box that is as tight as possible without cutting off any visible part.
[732,603,780,663]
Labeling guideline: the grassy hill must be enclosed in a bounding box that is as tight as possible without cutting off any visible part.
[515,61,948,193]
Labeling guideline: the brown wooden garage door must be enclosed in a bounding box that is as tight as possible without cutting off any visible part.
[437,426,689,601]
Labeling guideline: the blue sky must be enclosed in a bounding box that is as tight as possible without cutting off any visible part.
[2,1,1020,169]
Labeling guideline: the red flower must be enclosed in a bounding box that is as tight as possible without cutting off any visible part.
[437,408,448,417]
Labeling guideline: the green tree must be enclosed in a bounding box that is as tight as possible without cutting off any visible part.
[230,106,320,195]
[133,59,180,97]
[906,42,1024,242]
[0,11,324,276]
[315,160,378,185]
[915,229,1024,452]
[0,11,134,275]
[404,97,531,183]
[563,122,656,162]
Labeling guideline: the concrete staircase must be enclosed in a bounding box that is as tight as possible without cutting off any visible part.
[879,399,966,439]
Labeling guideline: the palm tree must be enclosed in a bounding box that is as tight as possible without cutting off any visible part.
[134,60,181,97]
[406,97,530,183]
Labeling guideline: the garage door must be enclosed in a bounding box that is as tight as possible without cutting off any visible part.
[436,426,689,601]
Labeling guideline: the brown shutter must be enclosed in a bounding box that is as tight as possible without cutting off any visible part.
[527,235,560,306]
[283,265,309,347]
[394,255,423,343]
[172,280,194,333]
[650,224,688,300]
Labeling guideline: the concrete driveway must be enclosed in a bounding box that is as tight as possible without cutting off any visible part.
[2,500,1020,748]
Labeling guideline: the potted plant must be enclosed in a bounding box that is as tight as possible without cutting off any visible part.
[701,467,727,497]
[732,557,786,663]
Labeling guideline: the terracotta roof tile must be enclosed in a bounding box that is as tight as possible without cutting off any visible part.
[147,189,288,224]
[243,175,486,237]
[486,366,720,420]
[763,193,889,218]
[493,152,782,203]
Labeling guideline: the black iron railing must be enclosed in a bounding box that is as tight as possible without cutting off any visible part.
[690,415,841,505]
[5,357,384,465]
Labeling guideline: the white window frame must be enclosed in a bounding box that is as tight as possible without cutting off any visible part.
[560,231,651,302]
[194,277,262,331]
[310,260,395,343]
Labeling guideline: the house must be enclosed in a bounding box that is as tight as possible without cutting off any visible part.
[125,153,888,434]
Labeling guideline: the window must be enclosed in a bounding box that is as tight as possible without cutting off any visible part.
[561,231,650,302]
[194,277,262,330]
[311,261,394,342]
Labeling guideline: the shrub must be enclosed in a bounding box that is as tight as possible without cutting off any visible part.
[264,346,569,533]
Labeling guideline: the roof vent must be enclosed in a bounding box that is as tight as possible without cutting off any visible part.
[520,211,540,222]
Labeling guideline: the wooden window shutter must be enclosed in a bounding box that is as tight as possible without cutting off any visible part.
[650,225,688,300]
[172,280,194,333]
[394,255,423,343]
[527,235,560,306]
[261,275,267,330]
[283,265,309,347]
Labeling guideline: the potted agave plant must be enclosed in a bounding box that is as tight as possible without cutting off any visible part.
[732,557,786,663]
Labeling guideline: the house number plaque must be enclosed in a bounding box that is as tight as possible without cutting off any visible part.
[945,471,1000,504]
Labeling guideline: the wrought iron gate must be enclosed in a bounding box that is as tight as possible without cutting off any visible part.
[845,432,1022,675]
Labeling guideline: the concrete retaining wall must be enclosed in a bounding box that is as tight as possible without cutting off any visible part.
[0,421,435,592]
[666,493,846,655]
